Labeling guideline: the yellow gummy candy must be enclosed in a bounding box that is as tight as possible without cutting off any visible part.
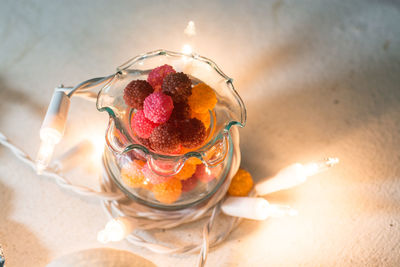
[188,83,217,114]
[228,168,254,197]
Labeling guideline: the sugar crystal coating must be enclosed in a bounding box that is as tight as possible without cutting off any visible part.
[179,118,206,148]
[143,92,174,123]
[149,122,180,153]
[188,83,217,113]
[228,169,254,196]
[162,72,192,102]
[123,80,153,109]
[147,64,176,91]
[131,110,158,138]
[152,178,182,204]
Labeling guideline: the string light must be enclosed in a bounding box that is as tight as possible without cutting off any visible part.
[222,197,297,220]
[255,158,339,196]
[184,21,196,37]
[36,90,70,174]
[97,217,137,243]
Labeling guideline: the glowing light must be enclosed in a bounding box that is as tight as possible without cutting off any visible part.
[184,21,196,37]
[35,90,70,173]
[97,217,137,243]
[91,135,105,159]
[36,128,61,174]
[222,197,298,220]
[255,158,339,196]
[182,44,193,55]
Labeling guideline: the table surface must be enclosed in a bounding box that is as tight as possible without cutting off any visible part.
[1,0,400,266]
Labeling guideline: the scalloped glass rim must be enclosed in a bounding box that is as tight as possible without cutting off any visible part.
[96,49,246,163]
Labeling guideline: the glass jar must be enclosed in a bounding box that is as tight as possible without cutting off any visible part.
[97,50,246,210]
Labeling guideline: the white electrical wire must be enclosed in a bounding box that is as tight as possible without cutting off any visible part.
[0,127,243,267]
[0,131,123,200]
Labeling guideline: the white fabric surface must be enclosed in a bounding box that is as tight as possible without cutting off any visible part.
[0,0,399,266]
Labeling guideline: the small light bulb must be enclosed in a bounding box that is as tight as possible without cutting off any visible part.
[184,21,196,37]
[97,217,137,244]
[35,90,70,173]
[36,128,62,174]
[182,44,193,55]
[221,197,298,221]
[255,158,339,196]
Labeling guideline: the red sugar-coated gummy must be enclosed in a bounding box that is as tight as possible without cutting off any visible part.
[143,92,174,123]
[193,164,218,183]
[181,176,198,192]
[162,72,192,102]
[179,118,206,148]
[147,64,176,91]
[131,110,158,138]
[141,164,172,184]
[149,122,181,154]
[123,80,153,110]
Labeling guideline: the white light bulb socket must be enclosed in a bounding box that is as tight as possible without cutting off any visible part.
[222,197,271,220]
[36,90,70,173]
[40,90,70,142]
[255,163,307,196]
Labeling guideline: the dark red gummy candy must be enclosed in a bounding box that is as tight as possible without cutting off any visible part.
[179,118,206,148]
[169,100,191,121]
[162,72,192,102]
[147,64,176,91]
[149,122,180,153]
[123,80,153,110]
[181,175,198,192]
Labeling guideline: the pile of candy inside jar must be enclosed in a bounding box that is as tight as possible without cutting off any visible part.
[118,64,225,204]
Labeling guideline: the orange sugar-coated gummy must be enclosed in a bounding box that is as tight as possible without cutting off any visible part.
[152,178,182,204]
[188,83,217,114]
[120,160,150,189]
[228,168,254,197]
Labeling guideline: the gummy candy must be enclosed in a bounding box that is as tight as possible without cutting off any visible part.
[191,110,210,129]
[149,122,180,153]
[152,178,182,204]
[169,100,191,121]
[162,72,192,102]
[174,162,197,180]
[179,118,206,149]
[120,160,149,189]
[141,163,172,184]
[147,64,176,91]
[123,80,153,110]
[228,169,253,197]
[187,157,202,165]
[193,163,220,183]
[131,110,158,138]
[143,92,174,123]
[181,176,198,192]
[188,83,217,114]
[136,136,152,149]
